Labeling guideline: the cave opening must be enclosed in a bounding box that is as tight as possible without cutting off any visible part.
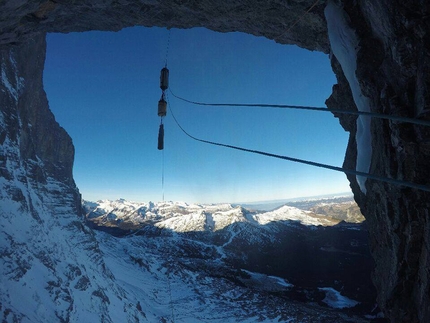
[42,29,379,313]
[43,26,350,204]
[1,0,428,320]
[8,0,429,320]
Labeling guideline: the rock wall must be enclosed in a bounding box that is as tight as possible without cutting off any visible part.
[0,0,429,322]
[0,0,329,52]
[1,36,154,323]
[0,33,80,212]
[337,2,430,322]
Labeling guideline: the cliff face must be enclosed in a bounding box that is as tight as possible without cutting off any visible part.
[0,36,146,322]
[0,0,429,322]
[0,34,80,214]
[325,2,430,322]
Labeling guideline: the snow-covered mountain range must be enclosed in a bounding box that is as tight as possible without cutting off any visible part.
[84,199,342,234]
[1,187,380,322]
[81,199,382,322]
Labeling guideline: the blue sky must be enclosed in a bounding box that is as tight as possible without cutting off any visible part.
[44,27,350,203]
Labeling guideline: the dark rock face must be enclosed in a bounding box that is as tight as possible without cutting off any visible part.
[0,0,429,322]
[326,2,430,323]
[0,0,329,52]
[373,8,429,322]
[0,33,80,213]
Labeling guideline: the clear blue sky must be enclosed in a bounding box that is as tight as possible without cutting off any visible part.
[44,27,351,203]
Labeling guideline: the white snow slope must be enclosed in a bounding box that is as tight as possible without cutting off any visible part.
[0,156,275,322]
[0,151,361,323]
[325,0,373,194]
[1,191,360,322]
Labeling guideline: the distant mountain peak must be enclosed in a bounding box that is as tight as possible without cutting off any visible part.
[83,198,354,235]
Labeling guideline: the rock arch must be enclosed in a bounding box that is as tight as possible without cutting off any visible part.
[0,1,429,322]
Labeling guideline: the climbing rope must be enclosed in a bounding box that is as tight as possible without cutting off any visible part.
[169,89,430,127]
[159,24,429,193]
[167,93,430,193]
[165,29,171,68]
[162,148,165,202]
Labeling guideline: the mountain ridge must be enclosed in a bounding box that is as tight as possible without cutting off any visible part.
[83,197,361,236]
[81,198,382,321]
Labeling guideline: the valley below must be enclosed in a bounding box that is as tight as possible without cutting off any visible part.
[85,196,386,322]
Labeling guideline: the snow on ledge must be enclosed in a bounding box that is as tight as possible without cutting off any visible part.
[318,287,359,309]
[325,0,372,194]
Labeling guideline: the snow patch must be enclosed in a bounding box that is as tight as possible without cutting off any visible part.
[241,270,293,290]
[325,0,372,194]
[268,275,294,288]
[252,204,334,226]
[318,287,359,309]
[1,53,25,102]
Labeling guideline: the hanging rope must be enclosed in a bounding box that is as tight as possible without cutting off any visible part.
[167,93,430,193]
[162,148,165,202]
[169,89,430,127]
[165,28,171,68]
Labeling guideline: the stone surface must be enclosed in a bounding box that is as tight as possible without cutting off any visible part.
[0,34,80,208]
[0,0,329,52]
[0,0,429,322]
[332,2,430,322]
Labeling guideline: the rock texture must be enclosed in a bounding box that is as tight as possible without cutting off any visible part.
[0,34,77,191]
[0,36,148,322]
[0,0,329,52]
[0,0,429,322]
[326,2,430,322]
